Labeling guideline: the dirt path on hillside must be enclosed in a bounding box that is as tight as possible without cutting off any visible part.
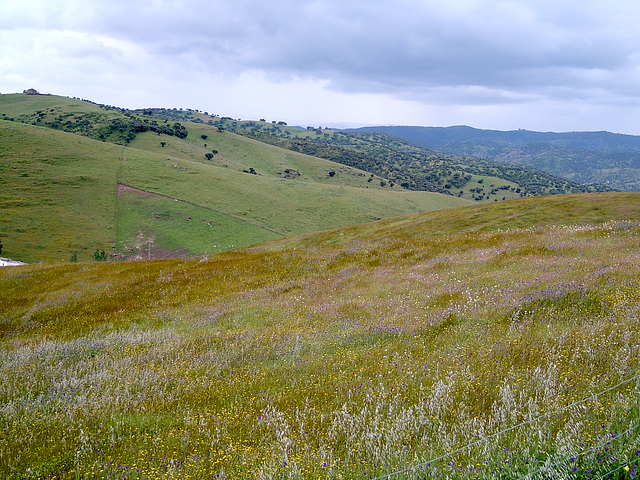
[117,183,183,202]
[116,183,284,236]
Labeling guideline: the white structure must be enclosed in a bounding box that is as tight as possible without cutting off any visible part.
[0,257,26,267]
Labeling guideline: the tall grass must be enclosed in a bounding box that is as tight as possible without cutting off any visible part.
[3,201,640,478]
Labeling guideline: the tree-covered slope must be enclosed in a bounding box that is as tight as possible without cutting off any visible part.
[351,125,640,190]
[192,116,613,201]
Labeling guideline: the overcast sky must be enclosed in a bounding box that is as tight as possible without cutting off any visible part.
[2,0,640,133]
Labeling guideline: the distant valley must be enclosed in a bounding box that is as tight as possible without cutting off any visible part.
[349,125,640,191]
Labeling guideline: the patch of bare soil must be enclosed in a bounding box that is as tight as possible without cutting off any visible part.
[117,183,161,198]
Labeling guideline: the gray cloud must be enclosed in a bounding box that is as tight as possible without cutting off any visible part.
[2,0,640,132]
[112,1,637,97]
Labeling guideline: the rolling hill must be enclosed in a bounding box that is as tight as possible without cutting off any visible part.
[4,92,617,264]
[2,192,640,478]
[350,125,640,191]
[0,94,471,263]
[184,116,612,200]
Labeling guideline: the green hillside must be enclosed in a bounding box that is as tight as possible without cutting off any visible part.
[184,115,612,200]
[0,94,471,263]
[2,193,640,479]
[253,191,640,249]
[0,120,121,263]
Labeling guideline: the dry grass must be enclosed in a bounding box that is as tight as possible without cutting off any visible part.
[2,195,640,478]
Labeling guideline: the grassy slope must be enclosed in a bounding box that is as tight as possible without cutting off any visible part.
[0,94,471,262]
[0,93,99,117]
[0,121,120,263]
[121,132,470,236]
[254,191,640,249]
[2,193,640,479]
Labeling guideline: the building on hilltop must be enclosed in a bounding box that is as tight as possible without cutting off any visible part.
[23,88,39,95]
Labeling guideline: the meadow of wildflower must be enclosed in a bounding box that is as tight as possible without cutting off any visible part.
[2,192,640,479]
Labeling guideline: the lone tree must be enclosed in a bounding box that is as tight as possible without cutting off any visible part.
[0,237,3,255]
[205,153,214,161]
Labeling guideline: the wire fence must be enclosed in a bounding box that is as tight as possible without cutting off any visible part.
[373,372,640,480]
[516,420,640,480]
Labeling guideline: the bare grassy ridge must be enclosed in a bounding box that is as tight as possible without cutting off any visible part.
[2,193,640,479]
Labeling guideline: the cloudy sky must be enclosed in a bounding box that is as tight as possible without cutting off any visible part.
[2,0,640,133]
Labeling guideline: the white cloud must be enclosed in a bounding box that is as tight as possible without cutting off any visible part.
[2,0,640,133]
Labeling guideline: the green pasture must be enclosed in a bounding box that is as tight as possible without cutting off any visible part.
[0,107,470,263]
[0,121,120,263]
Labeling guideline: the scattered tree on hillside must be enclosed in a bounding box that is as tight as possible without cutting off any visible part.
[205,153,214,161]
[93,249,108,261]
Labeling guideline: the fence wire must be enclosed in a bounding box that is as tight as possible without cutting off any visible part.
[373,373,640,480]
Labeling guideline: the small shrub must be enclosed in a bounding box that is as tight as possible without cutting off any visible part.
[93,249,108,261]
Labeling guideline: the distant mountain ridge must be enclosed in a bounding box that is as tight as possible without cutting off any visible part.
[348,125,640,152]
[348,125,640,190]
